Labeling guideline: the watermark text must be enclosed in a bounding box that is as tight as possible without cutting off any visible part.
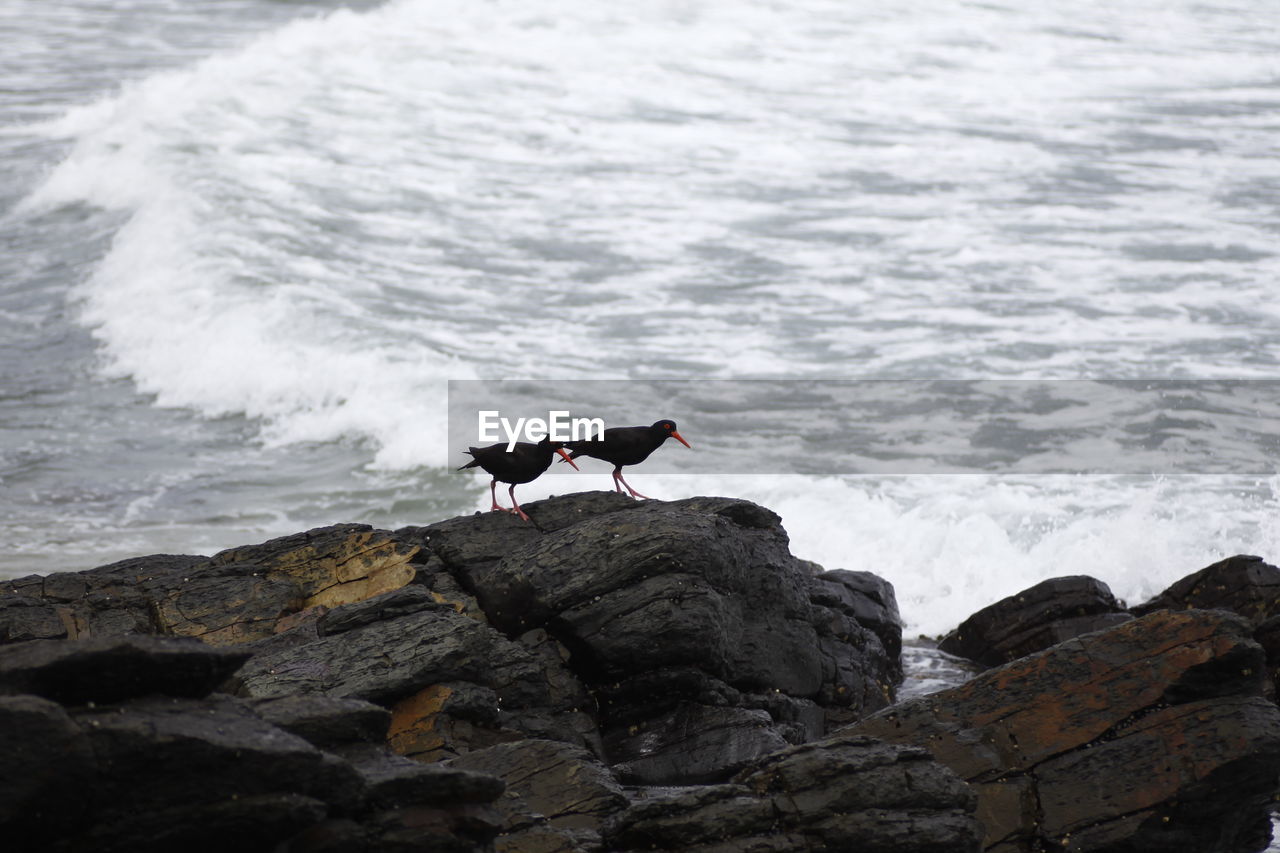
[478,410,605,451]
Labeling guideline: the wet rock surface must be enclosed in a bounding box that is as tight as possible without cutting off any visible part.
[852,609,1280,853]
[1134,554,1280,700]
[0,633,250,705]
[937,574,1132,667]
[4,498,1280,852]
[0,493,909,851]
[1132,554,1280,624]
[0,635,503,853]
[400,493,901,783]
[603,734,981,852]
[448,738,629,853]
[0,525,420,646]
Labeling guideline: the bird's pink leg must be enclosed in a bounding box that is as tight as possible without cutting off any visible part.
[613,467,650,500]
[489,479,506,512]
[509,484,531,522]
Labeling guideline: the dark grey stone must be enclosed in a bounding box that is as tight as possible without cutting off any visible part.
[938,574,1131,666]
[0,634,250,704]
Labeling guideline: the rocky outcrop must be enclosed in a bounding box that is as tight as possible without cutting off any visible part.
[0,634,504,852]
[850,609,1280,853]
[602,734,981,852]
[809,569,903,674]
[0,493,909,850]
[0,525,420,646]
[1132,555,1280,701]
[8,496,1279,852]
[230,594,602,761]
[448,738,629,853]
[0,631,249,704]
[1132,554,1280,623]
[398,493,901,783]
[937,575,1131,667]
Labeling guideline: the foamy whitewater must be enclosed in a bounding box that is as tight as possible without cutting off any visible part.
[3,0,1280,641]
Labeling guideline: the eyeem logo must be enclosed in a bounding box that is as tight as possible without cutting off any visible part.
[478,410,605,451]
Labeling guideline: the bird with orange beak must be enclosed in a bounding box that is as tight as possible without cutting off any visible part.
[564,419,691,499]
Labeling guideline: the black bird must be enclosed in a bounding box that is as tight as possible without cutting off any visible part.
[565,419,691,499]
[459,436,579,522]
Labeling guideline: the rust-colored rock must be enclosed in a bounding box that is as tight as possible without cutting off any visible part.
[209,524,421,612]
[233,605,602,762]
[1135,555,1280,702]
[0,526,422,647]
[390,684,469,762]
[849,609,1280,852]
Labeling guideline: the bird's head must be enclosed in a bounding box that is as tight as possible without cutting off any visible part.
[652,420,691,448]
[540,436,580,469]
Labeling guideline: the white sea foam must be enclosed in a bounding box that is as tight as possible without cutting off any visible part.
[21,0,1280,441]
[753,474,1280,636]
[501,472,1280,636]
[9,0,1280,598]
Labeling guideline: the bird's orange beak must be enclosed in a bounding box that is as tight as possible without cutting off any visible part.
[671,430,691,448]
[556,448,580,470]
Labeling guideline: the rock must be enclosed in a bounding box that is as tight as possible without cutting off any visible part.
[937,575,1132,667]
[0,634,250,705]
[519,490,644,533]
[0,593,70,643]
[0,526,424,648]
[69,793,329,853]
[1031,699,1279,852]
[359,801,500,853]
[602,734,981,852]
[1134,555,1280,702]
[849,609,1280,853]
[1132,554,1280,624]
[591,667,807,783]
[496,498,828,691]
[448,739,629,852]
[741,689,827,745]
[0,680,504,852]
[249,694,392,749]
[434,496,896,781]
[0,694,94,840]
[317,585,446,636]
[808,593,896,729]
[361,496,902,783]
[393,494,646,625]
[1255,613,1280,699]
[21,692,370,852]
[73,694,365,813]
[0,555,203,642]
[807,569,904,672]
[143,560,310,646]
[335,743,506,809]
[396,492,641,576]
[397,509,544,583]
[1,493,914,845]
[606,703,790,785]
[232,606,599,761]
[207,523,423,611]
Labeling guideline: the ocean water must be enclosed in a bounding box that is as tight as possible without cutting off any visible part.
[4,0,1280,643]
